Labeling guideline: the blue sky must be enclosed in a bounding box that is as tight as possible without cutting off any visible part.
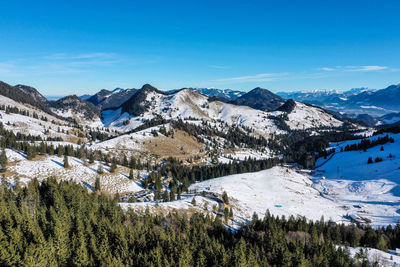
[0,0,399,95]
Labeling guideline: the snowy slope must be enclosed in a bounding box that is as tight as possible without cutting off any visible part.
[346,247,400,266]
[284,101,344,130]
[0,95,79,139]
[6,149,143,194]
[103,88,348,135]
[188,166,346,223]
[313,133,400,226]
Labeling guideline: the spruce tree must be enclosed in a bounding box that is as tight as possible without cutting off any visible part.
[97,164,104,174]
[129,169,134,180]
[110,159,117,173]
[57,146,64,157]
[27,145,35,160]
[94,176,101,192]
[163,191,170,202]
[88,153,95,164]
[64,155,70,168]
[222,191,229,204]
[0,148,7,172]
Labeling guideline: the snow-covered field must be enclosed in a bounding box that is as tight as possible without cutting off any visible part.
[6,149,144,194]
[314,132,400,227]
[346,246,400,266]
[120,195,221,218]
[122,166,347,226]
[189,166,346,223]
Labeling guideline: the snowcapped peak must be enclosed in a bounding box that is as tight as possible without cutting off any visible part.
[112,88,126,94]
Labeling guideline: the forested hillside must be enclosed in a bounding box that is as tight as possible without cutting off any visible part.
[1,177,392,266]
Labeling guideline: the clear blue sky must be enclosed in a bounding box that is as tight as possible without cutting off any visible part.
[0,0,399,95]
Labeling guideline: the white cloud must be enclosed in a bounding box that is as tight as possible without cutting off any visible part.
[209,65,227,69]
[320,65,389,72]
[0,52,123,78]
[345,65,388,72]
[214,73,289,83]
[45,52,116,60]
[319,67,336,71]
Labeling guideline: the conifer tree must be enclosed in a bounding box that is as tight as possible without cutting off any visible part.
[0,148,7,172]
[222,191,229,204]
[163,191,170,202]
[129,169,134,180]
[57,146,64,157]
[64,155,70,168]
[27,145,35,160]
[97,164,104,174]
[110,159,117,173]
[94,176,101,192]
[88,153,95,164]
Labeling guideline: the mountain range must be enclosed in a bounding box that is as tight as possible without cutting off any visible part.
[277,84,400,122]
[3,79,400,129]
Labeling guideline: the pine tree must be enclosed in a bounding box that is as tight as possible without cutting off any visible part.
[163,191,170,202]
[27,145,35,160]
[129,156,136,169]
[129,169,134,180]
[222,191,229,204]
[191,197,196,206]
[57,146,64,157]
[123,155,128,167]
[154,191,161,200]
[97,164,104,174]
[94,176,101,192]
[64,155,70,168]
[88,153,95,164]
[0,148,7,172]
[177,189,181,200]
[110,159,117,173]
[224,207,229,223]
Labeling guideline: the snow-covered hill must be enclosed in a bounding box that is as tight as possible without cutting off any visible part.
[122,166,347,226]
[279,100,344,130]
[86,87,137,110]
[49,95,102,127]
[313,132,400,226]
[103,85,349,134]
[5,149,144,194]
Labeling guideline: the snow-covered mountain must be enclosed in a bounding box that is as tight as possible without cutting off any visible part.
[0,81,55,115]
[49,95,102,127]
[15,84,48,104]
[86,87,138,110]
[181,87,245,100]
[103,84,350,134]
[277,84,400,118]
[229,87,284,111]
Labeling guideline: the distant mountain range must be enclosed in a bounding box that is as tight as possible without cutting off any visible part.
[3,79,400,128]
[277,85,400,117]
[276,84,400,126]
